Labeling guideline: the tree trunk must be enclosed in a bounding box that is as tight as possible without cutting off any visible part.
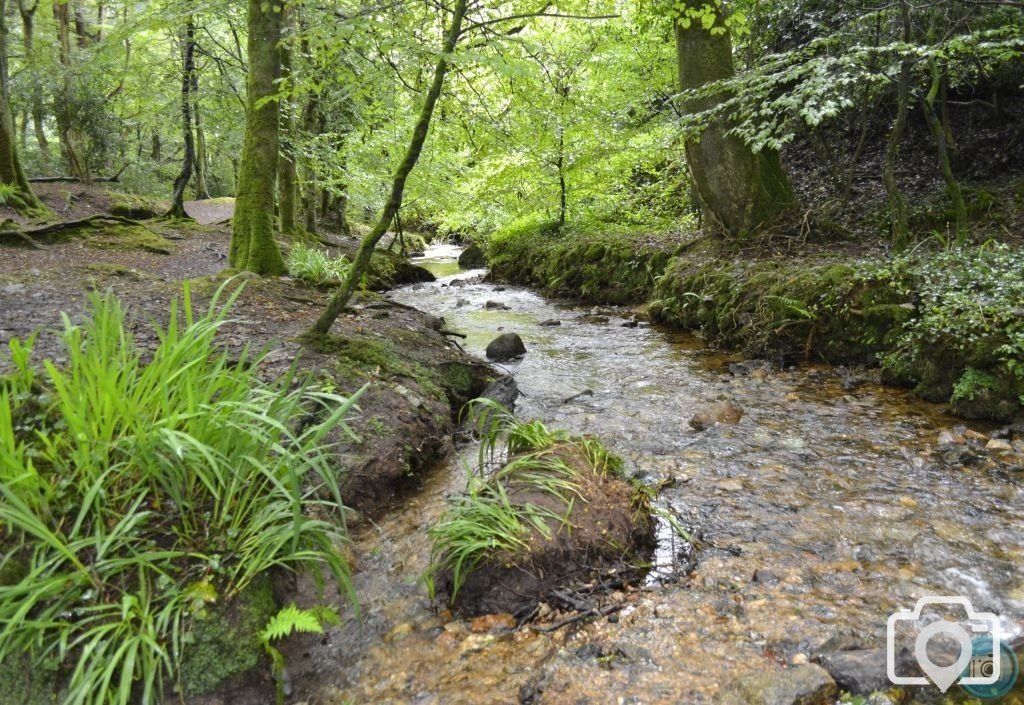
[192,71,211,199]
[0,0,44,214]
[229,0,286,275]
[53,0,88,182]
[922,58,965,242]
[674,12,792,236]
[310,0,468,335]
[300,94,319,234]
[16,0,48,157]
[166,9,197,219]
[277,6,297,235]
[883,0,912,250]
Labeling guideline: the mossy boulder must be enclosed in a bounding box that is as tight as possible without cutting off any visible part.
[106,192,168,220]
[431,439,655,617]
[457,242,486,268]
[950,367,1023,422]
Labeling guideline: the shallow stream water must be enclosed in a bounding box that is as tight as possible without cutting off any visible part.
[301,243,1024,705]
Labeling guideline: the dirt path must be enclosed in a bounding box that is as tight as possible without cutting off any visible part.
[185,198,235,224]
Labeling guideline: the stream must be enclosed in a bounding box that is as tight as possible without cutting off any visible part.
[298,243,1024,705]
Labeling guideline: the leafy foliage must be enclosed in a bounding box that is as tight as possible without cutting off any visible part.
[0,280,363,705]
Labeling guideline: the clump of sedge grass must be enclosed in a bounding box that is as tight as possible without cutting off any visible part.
[287,242,353,284]
[0,279,363,705]
[427,398,625,602]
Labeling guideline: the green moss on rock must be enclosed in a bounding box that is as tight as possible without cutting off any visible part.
[178,577,277,696]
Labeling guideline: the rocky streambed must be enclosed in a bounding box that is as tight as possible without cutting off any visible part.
[278,243,1024,705]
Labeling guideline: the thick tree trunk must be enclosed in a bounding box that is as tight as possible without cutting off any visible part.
[675,13,792,236]
[166,10,197,219]
[310,0,468,335]
[229,0,286,275]
[0,0,44,214]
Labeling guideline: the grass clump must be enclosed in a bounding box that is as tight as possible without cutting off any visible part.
[427,399,628,603]
[287,242,353,285]
[0,280,363,705]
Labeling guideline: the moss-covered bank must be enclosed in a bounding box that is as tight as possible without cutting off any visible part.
[485,225,1024,422]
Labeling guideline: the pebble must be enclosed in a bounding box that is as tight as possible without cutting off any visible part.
[938,429,966,445]
[986,438,1014,452]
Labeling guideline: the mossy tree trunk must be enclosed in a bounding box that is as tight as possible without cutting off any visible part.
[0,0,44,214]
[229,0,286,275]
[166,7,197,220]
[675,11,793,236]
[310,0,468,335]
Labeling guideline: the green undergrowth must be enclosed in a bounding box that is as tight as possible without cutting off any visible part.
[484,220,1024,420]
[0,280,361,704]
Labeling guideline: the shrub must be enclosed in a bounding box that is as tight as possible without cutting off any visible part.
[0,280,363,705]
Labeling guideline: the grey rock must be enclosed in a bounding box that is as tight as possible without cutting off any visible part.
[480,375,520,410]
[815,649,890,695]
[484,300,510,311]
[485,332,526,361]
[538,319,561,327]
[716,664,836,705]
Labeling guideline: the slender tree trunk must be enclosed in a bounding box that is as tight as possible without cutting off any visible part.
[921,59,965,242]
[277,6,297,235]
[556,129,566,227]
[194,96,212,198]
[310,0,468,335]
[166,9,197,219]
[229,0,286,275]
[53,0,88,181]
[150,131,161,161]
[300,94,319,234]
[0,0,44,213]
[674,10,793,236]
[16,0,48,157]
[883,0,912,250]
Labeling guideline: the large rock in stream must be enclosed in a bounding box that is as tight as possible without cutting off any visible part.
[458,242,486,268]
[486,332,527,360]
[716,664,837,705]
[430,439,655,616]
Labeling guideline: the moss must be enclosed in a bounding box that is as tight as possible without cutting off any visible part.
[85,223,172,254]
[106,191,168,220]
[178,576,277,697]
[0,655,60,705]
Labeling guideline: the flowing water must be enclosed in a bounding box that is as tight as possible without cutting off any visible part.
[302,244,1024,705]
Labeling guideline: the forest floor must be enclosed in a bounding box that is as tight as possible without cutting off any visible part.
[0,184,499,703]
